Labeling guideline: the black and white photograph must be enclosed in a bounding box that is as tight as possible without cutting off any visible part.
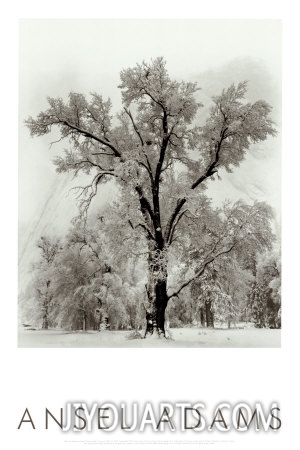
[3,3,300,450]
[19,19,281,348]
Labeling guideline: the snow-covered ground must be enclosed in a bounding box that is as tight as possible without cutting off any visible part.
[18,327,280,348]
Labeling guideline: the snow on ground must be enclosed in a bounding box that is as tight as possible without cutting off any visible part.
[18,327,280,348]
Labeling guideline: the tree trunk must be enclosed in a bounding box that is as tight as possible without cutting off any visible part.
[42,314,49,330]
[200,307,206,327]
[143,243,169,338]
[205,300,214,328]
[82,311,87,332]
[42,303,49,329]
[42,288,51,330]
[144,279,168,338]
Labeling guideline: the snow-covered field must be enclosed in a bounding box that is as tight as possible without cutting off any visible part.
[18,327,280,348]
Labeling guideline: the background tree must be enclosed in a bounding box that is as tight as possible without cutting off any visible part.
[35,236,60,329]
[37,217,144,332]
[172,199,274,327]
[25,57,277,337]
[247,247,281,328]
[50,220,113,331]
[19,236,61,329]
[213,256,254,327]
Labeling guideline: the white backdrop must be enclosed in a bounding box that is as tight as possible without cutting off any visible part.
[1,1,299,449]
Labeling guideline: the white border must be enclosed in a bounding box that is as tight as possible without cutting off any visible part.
[1,1,299,449]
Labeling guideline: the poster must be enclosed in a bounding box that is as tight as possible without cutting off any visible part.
[1,1,299,449]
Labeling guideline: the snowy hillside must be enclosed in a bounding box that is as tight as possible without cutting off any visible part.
[18,172,116,289]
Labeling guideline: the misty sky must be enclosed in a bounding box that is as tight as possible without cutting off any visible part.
[19,19,281,279]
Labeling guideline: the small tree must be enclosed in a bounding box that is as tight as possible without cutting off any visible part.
[28,236,61,329]
[247,247,281,328]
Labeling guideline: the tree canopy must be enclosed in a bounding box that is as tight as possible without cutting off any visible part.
[25,57,278,337]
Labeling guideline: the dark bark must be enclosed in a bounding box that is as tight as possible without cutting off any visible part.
[205,300,214,328]
[41,281,51,329]
[165,126,229,244]
[42,313,49,330]
[200,307,206,327]
[144,279,168,338]
[82,311,87,331]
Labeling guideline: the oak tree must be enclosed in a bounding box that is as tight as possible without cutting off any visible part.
[26,58,277,337]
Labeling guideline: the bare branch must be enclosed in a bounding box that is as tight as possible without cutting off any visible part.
[191,127,227,190]
[167,243,236,299]
[167,209,187,245]
[141,86,166,110]
[135,186,155,225]
[128,219,156,242]
[64,158,110,171]
[165,124,229,240]
[161,158,173,173]
[91,152,115,157]
[165,198,187,243]
[78,237,100,261]
[49,135,68,148]
[61,119,122,158]
[124,107,144,146]
[72,170,115,217]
